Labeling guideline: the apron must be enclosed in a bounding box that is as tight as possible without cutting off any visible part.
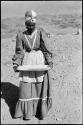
[19,29,45,83]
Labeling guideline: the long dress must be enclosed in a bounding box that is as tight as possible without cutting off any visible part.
[12,27,52,120]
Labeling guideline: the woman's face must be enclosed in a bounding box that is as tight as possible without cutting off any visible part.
[25,16,36,32]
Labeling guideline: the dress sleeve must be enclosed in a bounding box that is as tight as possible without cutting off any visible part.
[12,32,24,66]
[40,28,53,64]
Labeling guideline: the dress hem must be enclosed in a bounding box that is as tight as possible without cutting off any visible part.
[14,98,52,120]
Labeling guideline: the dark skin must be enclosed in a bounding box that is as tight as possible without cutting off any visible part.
[13,64,19,72]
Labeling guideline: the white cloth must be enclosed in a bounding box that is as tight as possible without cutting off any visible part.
[19,50,45,82]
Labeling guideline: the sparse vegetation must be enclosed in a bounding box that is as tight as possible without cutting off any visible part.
[1,13,82,39]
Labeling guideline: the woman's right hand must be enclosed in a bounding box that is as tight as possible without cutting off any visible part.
[13,64,19,72]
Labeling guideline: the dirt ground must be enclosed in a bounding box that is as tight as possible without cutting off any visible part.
[1,26,82,124]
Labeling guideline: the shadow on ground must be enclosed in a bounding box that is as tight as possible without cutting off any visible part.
[1,82,19,118]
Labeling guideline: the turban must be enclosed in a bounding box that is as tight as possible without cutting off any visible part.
[25,10,37,18]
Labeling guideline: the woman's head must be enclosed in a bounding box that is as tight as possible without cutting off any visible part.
[25,10,37,32]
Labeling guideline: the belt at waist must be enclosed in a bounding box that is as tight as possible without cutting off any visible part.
[25,48,40,52]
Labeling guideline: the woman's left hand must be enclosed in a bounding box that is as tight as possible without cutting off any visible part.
[49,62,53,69]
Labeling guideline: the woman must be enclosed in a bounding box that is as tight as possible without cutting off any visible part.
[12,10,53,120]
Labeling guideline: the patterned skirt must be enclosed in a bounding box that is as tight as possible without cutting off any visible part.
[14,50,52,120]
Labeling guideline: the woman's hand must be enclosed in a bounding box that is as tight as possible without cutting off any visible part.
[48,62,53,69]
[13,64,19,72]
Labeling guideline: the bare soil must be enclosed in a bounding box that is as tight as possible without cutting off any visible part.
[1,25,82,124]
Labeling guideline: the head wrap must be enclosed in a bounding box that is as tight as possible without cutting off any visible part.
[25,10,37,18]
[25,10,37,34]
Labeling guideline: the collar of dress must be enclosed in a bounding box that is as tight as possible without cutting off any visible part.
[24,29,37,50]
